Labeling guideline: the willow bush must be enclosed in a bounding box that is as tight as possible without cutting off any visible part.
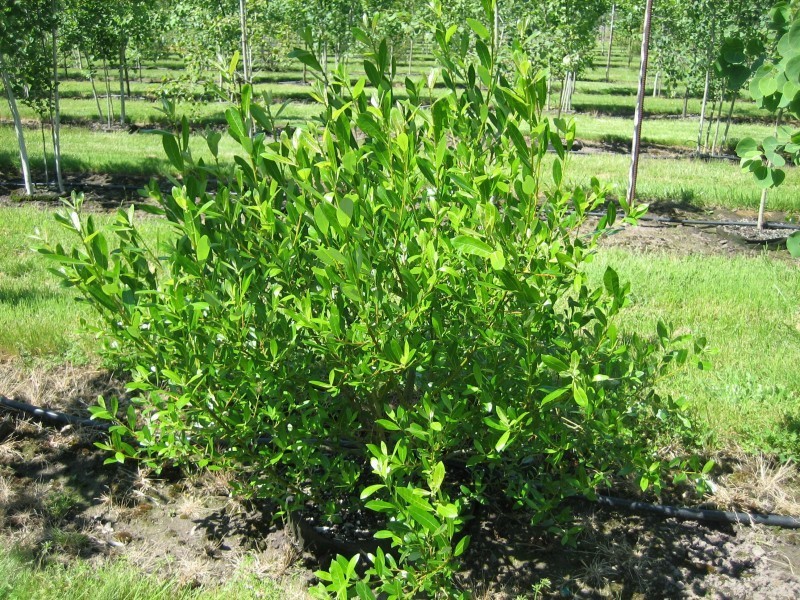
[39,3,710,597]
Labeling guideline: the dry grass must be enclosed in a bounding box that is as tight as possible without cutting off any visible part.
[577,538,647,596]
[712,452,800,516]
[0,475,11,504]
[0,433,22,463]
[0,358,126,415]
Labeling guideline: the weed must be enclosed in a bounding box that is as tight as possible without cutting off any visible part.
[46,527,91,556]
[44,488,81,523]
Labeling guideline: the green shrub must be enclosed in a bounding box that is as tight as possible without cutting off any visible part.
[39,5,709,597]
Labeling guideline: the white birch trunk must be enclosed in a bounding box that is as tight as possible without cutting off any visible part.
[52,4,64,193]
[605,4,616,82]
[696,69,711,152]
[1,64,34,195]
[118,44,126,125]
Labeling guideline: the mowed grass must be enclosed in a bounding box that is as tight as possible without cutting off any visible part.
[0,124,246,180]
[3,122,799,213]
[563,153,800,213]
[587,249,800,458]
[1,204,798,458]
[0,206,171,361]
[0,546,293,600]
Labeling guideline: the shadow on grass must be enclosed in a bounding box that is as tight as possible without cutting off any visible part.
[0,287,63,308]
[581,86,638,97]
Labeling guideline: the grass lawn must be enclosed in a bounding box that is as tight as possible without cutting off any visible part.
[587,249,800,459]
[0,546,294,600]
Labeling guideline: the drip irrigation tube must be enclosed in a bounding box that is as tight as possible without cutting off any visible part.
[4,396,800,529]
[588,211,800,231]
[0,395,108,430]
[595,494,800,529]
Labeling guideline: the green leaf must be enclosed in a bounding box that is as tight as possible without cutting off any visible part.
[640,476,649,492]
[408,505,440,533]
[721,38,745,65]
[736,137,760,159]
[540,387,568,406]
[573,386,589,409]
[288,48,322,73]
[452,235,493,258]
[355,581,377,600]
[360,485,385,499]
[313,204,329,236]
[522,175,536,195]
[430,462,445,493]
[542,355,569,372]
[760,75,779,98]
[490,249,506,270]
[785,55,800,84]
[206,131,221,159]
[495,430,510,452]
[603,267,620,295]
[454,535,471,557]
[162,135,183,171]
[787,231,800,258]
[375,419,400,431]
[466,18,491,41]
[196,235,210,263]
[436,503,459,519]
[225,108,247,142]
[364,500,395,513]
[552,160,563,187]
[787,21,800,54]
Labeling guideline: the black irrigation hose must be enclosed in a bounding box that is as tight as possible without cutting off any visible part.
[595,494,800,529]
[0,395,109,430]
[3,395,800,529]
[588,211,800,231]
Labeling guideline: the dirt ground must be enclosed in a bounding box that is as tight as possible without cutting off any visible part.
[1,195,800,598]
[1,361,799,598]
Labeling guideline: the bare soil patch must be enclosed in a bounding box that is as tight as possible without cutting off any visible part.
[1,360,799,598]
[595,202,798,258]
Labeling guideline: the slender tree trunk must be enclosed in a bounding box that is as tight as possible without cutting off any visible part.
[711,90,724,155]
[408,39,413,76]
[51,4,64,193]
[627,35,633,67]
[696,69,711,152]
[758,187,768,230]
[1,64,34,195]
[759,110,785,230]
[118,44,126,125]
[76,49,83,70]
[682,88,689,118]
[605,4,616,82]
[303,41,307,84]
[239,0,251,84]
[627,0,654,205]
[704,97,717,152]
[85,52,103,120]
[546,76,552,111]
[600,25,606,55]
[124,55,131,97]
[652,71,659,97]
[137,56,142,82]
[103,58,114,127]
[720,95,736,152]
[40,121,49,184]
